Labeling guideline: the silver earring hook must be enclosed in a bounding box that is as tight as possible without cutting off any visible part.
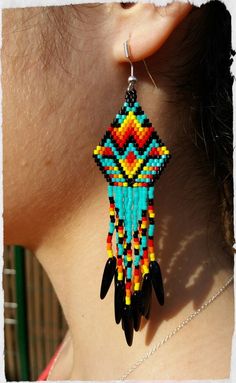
[124,40,134,77]
[123,40,137,91]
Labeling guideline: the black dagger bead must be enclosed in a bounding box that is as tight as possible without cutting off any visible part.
[100,256,116,299]
[149,261,164,306]
[132,291,142,331]
[141,273,152,317]
[122,305,134,346]
[114,272,125,324]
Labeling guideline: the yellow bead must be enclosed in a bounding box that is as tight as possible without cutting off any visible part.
[107,250,113,258]
[127,256,132,261]
[123,182,128,187]
[125,296,131,305]
[164,150,170,154]
[118,272,123,281]
[142,265,149,274]
[162,146,166,151]
[134,283,140,291]
[149,212,155,218]
[150,254,155,261]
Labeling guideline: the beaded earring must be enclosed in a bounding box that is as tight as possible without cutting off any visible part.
[93,41,171,346]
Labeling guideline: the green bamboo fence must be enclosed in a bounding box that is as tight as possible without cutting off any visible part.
[3,246,68,381]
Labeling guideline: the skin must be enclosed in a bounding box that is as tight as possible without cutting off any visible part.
[2,2,234,380]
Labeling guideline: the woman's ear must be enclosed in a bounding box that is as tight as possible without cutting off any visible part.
[112,2,193,62]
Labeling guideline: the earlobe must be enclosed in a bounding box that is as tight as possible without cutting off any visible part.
[113,2,193,63]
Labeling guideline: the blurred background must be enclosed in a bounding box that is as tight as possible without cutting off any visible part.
[3,246,68,381]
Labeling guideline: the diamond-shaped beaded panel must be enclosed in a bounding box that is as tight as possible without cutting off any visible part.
[93,95,170,187]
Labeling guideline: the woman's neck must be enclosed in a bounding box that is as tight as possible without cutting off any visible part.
[35,147,234,379]
[34,84,233,380]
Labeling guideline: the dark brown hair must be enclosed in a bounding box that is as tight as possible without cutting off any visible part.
[156,0,235,256]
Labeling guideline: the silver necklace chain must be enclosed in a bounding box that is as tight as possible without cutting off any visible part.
[47,274,233,380]
[120,274,234,380]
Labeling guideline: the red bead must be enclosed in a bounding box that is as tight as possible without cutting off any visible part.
[126,282,132,289]
[117,258,122,266]
[107,235,112,243]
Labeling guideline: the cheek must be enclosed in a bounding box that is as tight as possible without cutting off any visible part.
[3,78,77,234]
[2,10,119,246]
[2,55,109,246]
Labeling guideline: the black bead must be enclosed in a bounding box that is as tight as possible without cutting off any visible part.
[122,305,134,346]
[132,291,142,331]
[114,273,125,324]
[141,273,152,317]
[125,89,137,104]
[149,261,164,305]
[100,257,116,299]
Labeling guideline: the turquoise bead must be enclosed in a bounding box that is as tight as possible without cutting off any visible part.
[109,222,115,231]
[127,268,132,279]
[149,187,154,198]
[148,225,155,235]
[142,237,147,246]
[108,185,113,197]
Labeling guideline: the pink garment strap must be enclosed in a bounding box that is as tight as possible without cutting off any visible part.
[37,343,63,381]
